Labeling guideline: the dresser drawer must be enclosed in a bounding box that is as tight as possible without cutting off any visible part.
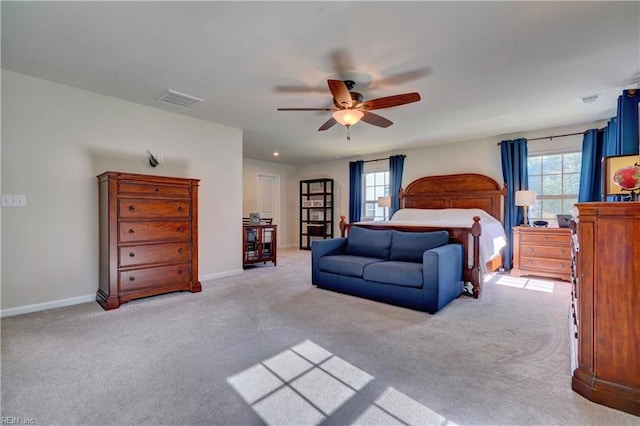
[519,232,570,244]
[519,244,570,259]
[119,242,191,267]
[119,182,190,198]
[519,256,570,273]
[119,263,191,292]
[119,199,190,219]
[119,221,191,242]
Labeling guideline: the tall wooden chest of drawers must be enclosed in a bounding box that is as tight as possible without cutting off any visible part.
[571,202,640,416]
[511,226,571,282]
[97,171,201,310]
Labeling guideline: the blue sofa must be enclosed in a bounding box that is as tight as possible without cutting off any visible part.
[311,227,464,313]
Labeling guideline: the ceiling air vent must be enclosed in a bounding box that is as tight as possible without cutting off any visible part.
[158,90,205,108]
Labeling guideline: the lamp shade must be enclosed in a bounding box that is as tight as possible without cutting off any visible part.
[515,190,536,206]
[377,196,391,208]
[333,109,364,126]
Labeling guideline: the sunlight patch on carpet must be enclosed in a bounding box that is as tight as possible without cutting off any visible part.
[494,275,555,293]
[227,339,456,425]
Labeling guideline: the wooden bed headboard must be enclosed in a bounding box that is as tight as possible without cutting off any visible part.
[399,173,506,221]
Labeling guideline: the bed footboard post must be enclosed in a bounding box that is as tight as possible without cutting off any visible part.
[471,216,482,298]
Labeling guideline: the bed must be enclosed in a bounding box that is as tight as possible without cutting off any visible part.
[338,173,507,298]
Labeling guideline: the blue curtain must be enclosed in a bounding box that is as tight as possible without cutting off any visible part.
[578,129,605,202]
[615,89,640,155]
[500,138,528,271]
[349,160,364,223]
[388,155,405,218]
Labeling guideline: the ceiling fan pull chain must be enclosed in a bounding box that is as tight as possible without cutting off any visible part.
[346,124,351,141]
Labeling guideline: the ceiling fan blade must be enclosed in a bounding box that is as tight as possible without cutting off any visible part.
[327,80,353,108]
[277,108,334,111]
[318,117,337,131]
[361,111,393,128]
[360,93,421,111]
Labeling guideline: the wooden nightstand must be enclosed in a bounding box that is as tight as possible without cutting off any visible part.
[511,226,571,282]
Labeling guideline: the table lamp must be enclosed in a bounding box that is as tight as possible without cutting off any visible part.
[378,196,391,221]
[515,190,536,226]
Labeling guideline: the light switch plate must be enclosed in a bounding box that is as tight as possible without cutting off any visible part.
[1,194,27,207]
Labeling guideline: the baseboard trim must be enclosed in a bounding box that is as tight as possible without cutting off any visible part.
[1,294,96,318]
[1,269,245,317]
[199,269,244,282]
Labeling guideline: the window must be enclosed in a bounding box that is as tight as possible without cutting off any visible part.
[363,171,389,221]
[527,152,581,222]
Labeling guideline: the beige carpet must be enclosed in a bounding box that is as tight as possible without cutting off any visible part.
[1,248,637,425]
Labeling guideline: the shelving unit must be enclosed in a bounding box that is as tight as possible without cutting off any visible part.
[300,178,334,250]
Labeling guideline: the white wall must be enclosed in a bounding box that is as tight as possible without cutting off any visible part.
[242,158,297,247]
[1,71,243,313]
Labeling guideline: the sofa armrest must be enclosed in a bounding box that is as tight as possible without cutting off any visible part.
[422,243,464,313]
[311,238,348,285]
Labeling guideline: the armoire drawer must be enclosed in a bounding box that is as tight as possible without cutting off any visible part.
[119,199,190,219]
[119,182,190,198]
[119,263,191,292]
[119,221,191,242]
[119,242,191,267]
[519,244,570,259]
[519,256,570,273]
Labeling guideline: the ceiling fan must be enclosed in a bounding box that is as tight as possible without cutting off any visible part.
[277,79,421,132]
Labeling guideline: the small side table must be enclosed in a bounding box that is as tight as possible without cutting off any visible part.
[511,226,571,282]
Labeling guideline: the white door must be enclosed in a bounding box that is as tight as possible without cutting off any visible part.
[257,173,280,225]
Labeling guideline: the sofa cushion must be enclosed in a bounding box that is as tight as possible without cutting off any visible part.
[318,255,385,278]
[389,230,450,263]
[345,226,393,260]
[363,261,423,288]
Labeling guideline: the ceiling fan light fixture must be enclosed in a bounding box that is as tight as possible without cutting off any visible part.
[332,109,364,126]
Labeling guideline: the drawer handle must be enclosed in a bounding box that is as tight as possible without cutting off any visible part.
[178,206,184,212]
[128,228,135,234]
[527,247,534,252]
[129,252,135,257]
[129,205,135,211]
[178,248,183,254]
[177,269,183,275]
[177,227,185,233]
[129,276,135,281]
[559,263,565,267]
[155,187,159,192]
[560,249,566,254]
[544,236,549,240]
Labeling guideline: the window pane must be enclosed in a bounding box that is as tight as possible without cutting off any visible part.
[541,199,561,219]
[375,186,385,199]
[563,173,580,195]
[529,200,542,220]
[563,199,577,214]
[564,153,581,173]
[365,187,375,201]
[375,172,385,185]
[529,176,542,196]
[542,155,562,174]
[365,173,374,187]
[542,175,562,195]
[528,156,542,175]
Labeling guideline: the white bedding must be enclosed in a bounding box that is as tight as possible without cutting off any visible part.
[355,208,507,272]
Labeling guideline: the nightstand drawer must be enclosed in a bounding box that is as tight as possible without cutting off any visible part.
[519,232,570,244]
[519,256,570,273]
[519,244,570,259]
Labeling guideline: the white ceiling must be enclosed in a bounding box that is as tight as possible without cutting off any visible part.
[2,1,639,165]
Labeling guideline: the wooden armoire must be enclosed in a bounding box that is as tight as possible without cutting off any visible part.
[97,171,201,310]
[571,201,640,415]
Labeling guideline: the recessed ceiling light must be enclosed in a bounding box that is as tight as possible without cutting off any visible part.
[273,152,279,156]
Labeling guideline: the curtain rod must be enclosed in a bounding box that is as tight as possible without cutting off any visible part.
[362,154,406,163]
[496,131,588,146]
